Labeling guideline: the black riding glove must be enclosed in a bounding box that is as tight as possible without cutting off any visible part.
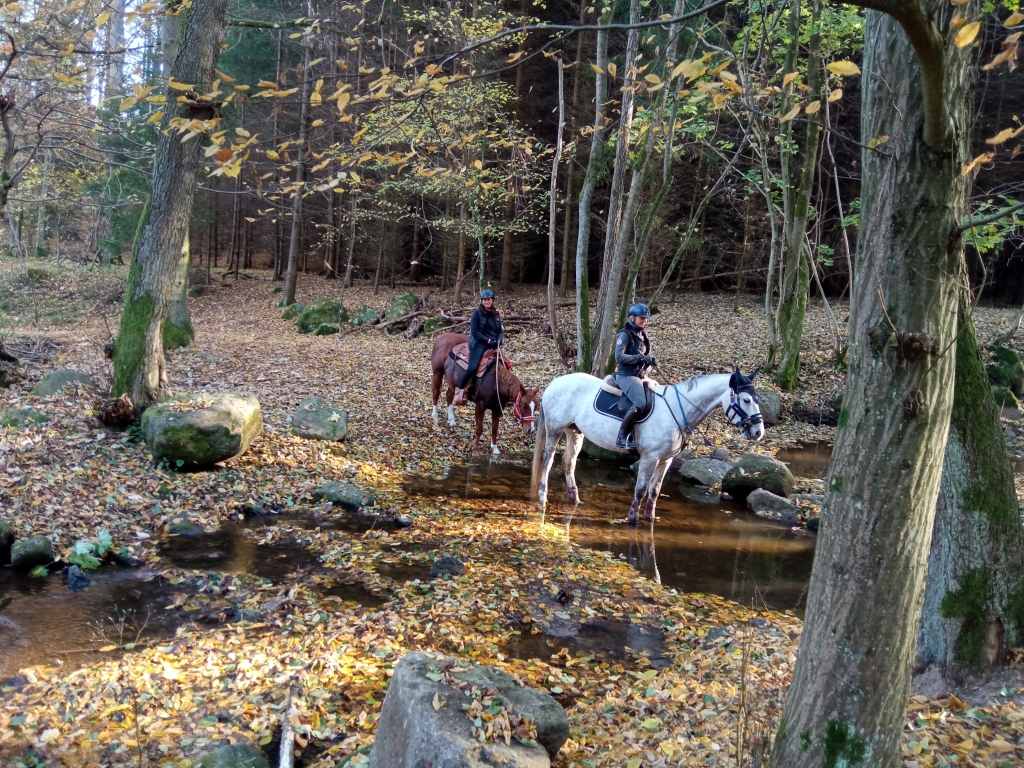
[640,355,655,367]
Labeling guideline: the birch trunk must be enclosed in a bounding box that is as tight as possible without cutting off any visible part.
[111,0,230,408]
[770,5,973,765]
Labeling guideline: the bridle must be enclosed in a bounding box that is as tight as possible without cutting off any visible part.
[512,390,535,428]
[726,384,764,430]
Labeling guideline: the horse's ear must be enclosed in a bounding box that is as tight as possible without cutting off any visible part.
[750,365,762,380]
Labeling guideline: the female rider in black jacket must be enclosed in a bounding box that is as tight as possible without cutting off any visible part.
[454,288,504,405]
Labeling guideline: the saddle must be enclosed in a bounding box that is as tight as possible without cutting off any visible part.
[449,342,510,377]
[593,375,656,423]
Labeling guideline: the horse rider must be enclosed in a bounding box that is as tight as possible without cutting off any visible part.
[614,302,657,449]
[454,288,504,406]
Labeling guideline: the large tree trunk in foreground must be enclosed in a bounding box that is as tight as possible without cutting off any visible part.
[163,230,194,350]
[917,301,1024,671]
[112,0,230,408]
[770,7,972,767]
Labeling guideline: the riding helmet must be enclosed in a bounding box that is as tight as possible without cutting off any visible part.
[628,302,652,319]
[480,288,495,300]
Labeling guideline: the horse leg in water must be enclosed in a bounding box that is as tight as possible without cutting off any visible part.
[536,430,561,509]
[562,427,584,504]
[643,457,673,522]
[629,455,661,525]
[490,409,500,455]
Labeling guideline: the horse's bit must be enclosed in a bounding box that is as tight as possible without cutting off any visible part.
[512,391,535,427]
[726,385,764,428]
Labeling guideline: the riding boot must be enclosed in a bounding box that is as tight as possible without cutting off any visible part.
[616,406,641,450]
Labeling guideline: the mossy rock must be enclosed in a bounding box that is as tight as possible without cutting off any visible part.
[11,535,53,569]
[314,323,341,336]
[989,346,1024,396]
[32,368,96,396]
[281,302,305,321]
[721,453,795,501]
[350,304,380,327]
[292,396,348,441]
[384,290,418,334]
[189,286,206,298]
[191,744,269,768]
[314,481,375,512]
[991,385,1020,409]
[1,408,49,428]
[423,317,453,333]
[270,286,283,294]
[142,392,263,469]
[581,438,628,463]
[297,298,348,334]
[755,388,782,426]
[0,518,13,563]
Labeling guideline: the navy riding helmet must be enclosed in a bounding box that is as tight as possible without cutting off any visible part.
[628,302,651,319]
[480,288,495,300]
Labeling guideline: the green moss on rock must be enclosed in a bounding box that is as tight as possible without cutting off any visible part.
[989,385,1020,409]
[384,290,418,334]
[314,323,340,336]
[281,303,305,321]
[350,304,380,327]
[1,408,49,428]
[142,392,263,469]
[423,317,453,333]
[297,298,348,334]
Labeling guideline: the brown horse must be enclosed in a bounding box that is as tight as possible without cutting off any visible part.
[430,332,540,454]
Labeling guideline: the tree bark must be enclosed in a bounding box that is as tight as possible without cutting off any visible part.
[163,230,194,350]
[917,299,1024,671]
[111,0,230,408]
[773,0,823,391]
[770,6,973,766]
[283,34,313,306]
[547,59,565,355]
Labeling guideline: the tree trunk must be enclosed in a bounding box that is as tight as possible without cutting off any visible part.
[917,299,1024,671]
[499,195,515,290]
[33,148,52,257]
[574,8,611,372]
[163,230,194,350]
[104,0,128,98]
[455,202,468,304]
[770,5,974,765]
[282,36,313,306]
[773,0,822,392]
[111,0,230,408]
[547,59,566,355]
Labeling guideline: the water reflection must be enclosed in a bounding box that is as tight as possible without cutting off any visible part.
[404,457,815,615]
[775,440,833,479]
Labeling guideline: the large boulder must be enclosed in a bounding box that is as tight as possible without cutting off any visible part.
[32,368,95,396]
[297,298,349,334]
[1,408,49,428]
[313,323,340,336]
[677,458,732,487]
[280,302,305,321]
[315,481,374,512]
[989,346,1024,396]
[991,385,1020,409]
[192,744,269,768]
[351,304,380,327]
[721,453,795,501]
[369,651,569,768]
[423,317,453,333]
[756,388,782,426]
[11,535,53,569]
[292,396,348,441]
[747,488,800,526]
[582,437,625,462]
[142,392,263,469]
[384,290,418,334]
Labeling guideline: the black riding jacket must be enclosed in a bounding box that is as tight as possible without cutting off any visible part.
[469,305,503,350]
[614,321,652,377]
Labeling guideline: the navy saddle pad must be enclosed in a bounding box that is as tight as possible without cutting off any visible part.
[592,387,655,423]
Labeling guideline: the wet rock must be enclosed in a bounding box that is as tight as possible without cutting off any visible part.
[110,549,142,567]
[582,438,625,462]
[430,556,466,578]
[1005,427,1016,442]
[351,304,380,327]
[167,514,207,537]
[292,396,348,441]
[65,564,91,591]
[705,626,730,644]
[746,488,800,526]
[711,447,731,461]
[297,298,348,333]
[721,453,795,501]
[315,481,375,512]
[395,515,415,529]
[142,392,263,469]
[749,618,770,628]
[807,517,820,533]
[383,290,418,334]
[11,535,53,569]
[790,493,825,506]
[1,408,49,428]
[756,388,782,426]
[32,368,96,396]
[677,458,732,487]
[369,651,567,767]
[0,518,13,563]
[192,743,269,768]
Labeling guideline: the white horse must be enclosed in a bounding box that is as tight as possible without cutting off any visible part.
[530,367,765,524]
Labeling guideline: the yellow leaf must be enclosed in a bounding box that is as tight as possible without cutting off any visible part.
[961,151,994,176]
[828,88,843,102]
[986,128,1016,145]
[783,71,798,86]
[950,12,966,28]
[96,11,109,26]
[336,92,351,114]
[147,110,164,124]
[607,62,617,78]
[989,739,1015,753]
[590,64,604,75]
[805,101,821,115]
[235,127,250,137]
[955,21,981,49]
[1007,11,1024,26]
[432,692,444,710]
[779,104,802,122]
[168,77,194,91]
[473,159,483,170]
[258,80,277,88]
[98,644,118,652]
[314,78,324,93]
[349,171,360,183]
[146,95,167,104]
[265,150,279,160]
[312,119,324,127]
[644,73,661,85]
[119,96,138,111]
[827,60,861,76]
[215,69,234,83]
[234,84,250,91]
[162,662,179,680]
[626,759,642,768]
[719,70,737,82]
[310,91,322,107]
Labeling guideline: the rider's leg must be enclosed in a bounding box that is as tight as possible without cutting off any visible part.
[616,406,641,450]
[455,346,484,404]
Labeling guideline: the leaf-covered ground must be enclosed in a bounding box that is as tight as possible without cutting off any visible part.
[1,264,1023,767]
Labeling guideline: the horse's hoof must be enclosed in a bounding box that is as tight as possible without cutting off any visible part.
[491,445,500,455]
[643,499,657,523]
[566,487,578,504]
[627,499,641,526]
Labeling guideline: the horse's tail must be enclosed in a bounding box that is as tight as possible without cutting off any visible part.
[529,406,547,500]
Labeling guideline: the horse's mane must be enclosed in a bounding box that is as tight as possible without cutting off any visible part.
[496,361,524,399]
[675,373,719,393]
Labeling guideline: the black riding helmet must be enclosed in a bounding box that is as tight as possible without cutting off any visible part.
[480,288,495,300]
[628,302,651,319]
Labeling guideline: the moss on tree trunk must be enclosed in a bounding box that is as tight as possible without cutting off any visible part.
[164,230,195,350]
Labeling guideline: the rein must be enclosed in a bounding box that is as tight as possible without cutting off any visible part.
[495,347,535,427]
[725,384,764,428]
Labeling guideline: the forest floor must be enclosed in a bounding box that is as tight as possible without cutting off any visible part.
[1,259,1023,767]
